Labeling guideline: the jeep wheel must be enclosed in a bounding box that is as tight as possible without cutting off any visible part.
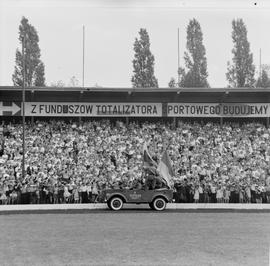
[149,202,154,210]
[152,197,166,211]
[109,197,123,211]
[107,201,112,210]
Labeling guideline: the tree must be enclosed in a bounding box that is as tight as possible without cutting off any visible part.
[168,68,186,88]
[68,76,79,87]
[94,83,102,88]
[261,64,270,77]
[256,70,270,88]
[50,80,65,87]
[226,18,255,88]
[168,78,176,88]
[12,16,45,87]
[34,62,45,86]
[131,28,158,88]
[180,19,209,87]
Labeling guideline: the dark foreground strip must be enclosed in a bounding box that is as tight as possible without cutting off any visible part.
[1,208,270,215]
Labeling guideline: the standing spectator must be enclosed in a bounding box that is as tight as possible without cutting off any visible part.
[64,185,71,203]
[239,186,244,203]
[245,185,251,203]
[234,185,240,204]
[250,182,256,203]
[266,184,270,203]
[10,189,18,204]
[198,183,204,203]
[36,187,40,204]
[204,184,210,203]
[87,182,92,203]
[224,186,230,203]
[194,185,199,203]
[73,186,79,204]
[92,181,99,203]
[230,185,236,203]
[58,184,64,204]
[53,184,59,204]
[21,183,27,204]
[255,187,262,203]
[81,182,88,203]
[48,184,54,204]
[210,183,217,203]
[216,186,223,203]
[0,187,7,204]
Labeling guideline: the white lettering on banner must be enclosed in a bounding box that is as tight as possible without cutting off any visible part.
[25,102,162,117]
[167,103,269,117]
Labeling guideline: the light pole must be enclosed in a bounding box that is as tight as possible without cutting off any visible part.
[82,25,85,88]
[22,35,26,180]
[177,28,180,85]
[259,48,262,79]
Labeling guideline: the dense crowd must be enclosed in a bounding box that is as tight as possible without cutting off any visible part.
[0,119,270,205]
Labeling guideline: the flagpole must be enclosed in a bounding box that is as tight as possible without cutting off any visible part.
[22,34,26,180]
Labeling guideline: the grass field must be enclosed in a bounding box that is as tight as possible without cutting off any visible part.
[0,210,269,266]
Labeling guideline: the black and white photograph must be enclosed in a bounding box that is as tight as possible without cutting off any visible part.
[0,0,270,265]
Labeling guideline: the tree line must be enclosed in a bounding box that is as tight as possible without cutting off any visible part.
[13,16,270,88]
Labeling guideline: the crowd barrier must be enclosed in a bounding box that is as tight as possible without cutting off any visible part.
[1,203,270,212]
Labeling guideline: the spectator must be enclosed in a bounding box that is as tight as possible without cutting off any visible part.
[194,185,199,203]
[216,186,223,203]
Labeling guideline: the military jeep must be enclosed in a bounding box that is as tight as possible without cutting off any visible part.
[104,188,173,211]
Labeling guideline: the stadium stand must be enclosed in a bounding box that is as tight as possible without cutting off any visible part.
[0,120,270,204]
[0,87,270,204]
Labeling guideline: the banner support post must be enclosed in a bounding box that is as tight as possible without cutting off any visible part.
[220,117,223,128]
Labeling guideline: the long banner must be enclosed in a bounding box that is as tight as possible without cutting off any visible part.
[24,102,162,117]
[1,101,270,117]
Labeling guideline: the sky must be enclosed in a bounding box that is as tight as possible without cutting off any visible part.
[1,0,270,88]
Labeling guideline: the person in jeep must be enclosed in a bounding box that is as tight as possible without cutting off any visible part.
[144,166,164,190]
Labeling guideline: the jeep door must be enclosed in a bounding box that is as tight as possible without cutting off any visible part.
[126,190,155,203]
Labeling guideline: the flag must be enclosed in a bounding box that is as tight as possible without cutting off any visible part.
[143,142,157,168]
[157,150,174,187]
